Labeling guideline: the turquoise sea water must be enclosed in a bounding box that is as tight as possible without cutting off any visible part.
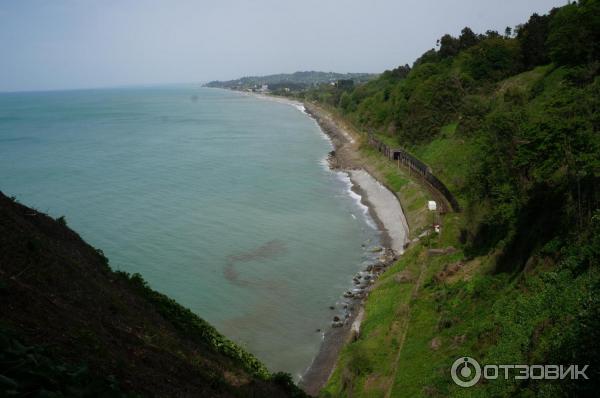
[0,86,379,378]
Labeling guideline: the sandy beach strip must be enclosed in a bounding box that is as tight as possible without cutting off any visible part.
[299,102,410,395]
[227,92,410,394]
[349,169,409,254]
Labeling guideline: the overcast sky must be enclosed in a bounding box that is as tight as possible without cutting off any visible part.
[0,0,566,92]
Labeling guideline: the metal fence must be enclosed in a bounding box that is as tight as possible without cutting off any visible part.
[368,135,461,213]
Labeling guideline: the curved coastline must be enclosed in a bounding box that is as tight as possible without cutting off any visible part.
[241,91,410,394]
[299,102,409,395]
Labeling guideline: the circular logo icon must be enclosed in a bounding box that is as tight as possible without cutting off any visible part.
[451,357,481,387]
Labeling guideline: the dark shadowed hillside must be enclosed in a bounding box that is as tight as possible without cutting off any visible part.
[0,192,305,397]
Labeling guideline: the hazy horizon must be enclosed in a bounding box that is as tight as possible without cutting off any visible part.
[1,0,566,93]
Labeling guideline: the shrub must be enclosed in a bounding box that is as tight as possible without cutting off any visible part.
[347,344,373,376]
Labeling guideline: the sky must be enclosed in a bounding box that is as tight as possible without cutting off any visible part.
[0,0,566,92]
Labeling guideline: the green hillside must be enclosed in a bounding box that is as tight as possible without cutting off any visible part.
[0,192,305,397]
[2,1,599,397]
[204,71,375,91]
[283,1,599,396]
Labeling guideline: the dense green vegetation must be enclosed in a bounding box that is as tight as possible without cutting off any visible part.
[118,271,270,379]
[289,1,599,396]
[300,0,599,273]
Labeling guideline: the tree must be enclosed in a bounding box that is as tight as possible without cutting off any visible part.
[391,64,411,79]
[438,34,460,58]
[381,64,411,80]
[516,13,551,68]
[413,49,439,66]
[485,30,501,39]
[459,27,479,50]
[547,0,600,66]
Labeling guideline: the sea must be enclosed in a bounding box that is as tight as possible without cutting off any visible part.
[0,85,380,379]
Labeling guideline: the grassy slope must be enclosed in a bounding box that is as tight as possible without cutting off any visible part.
[0,192,303,397]
[320,66,598,397]
[410,122,474,207]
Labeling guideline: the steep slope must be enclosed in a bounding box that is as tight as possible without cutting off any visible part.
[0,192,304,397]
[296,1,600,396]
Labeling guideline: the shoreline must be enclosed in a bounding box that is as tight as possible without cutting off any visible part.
[299,102,409,395]
[234,90,410,395]
[243,91,409,252]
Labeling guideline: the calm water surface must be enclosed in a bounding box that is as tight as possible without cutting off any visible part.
[0,86,380,378]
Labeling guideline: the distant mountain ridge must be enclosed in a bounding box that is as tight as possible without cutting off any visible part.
[204,71,376,90]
